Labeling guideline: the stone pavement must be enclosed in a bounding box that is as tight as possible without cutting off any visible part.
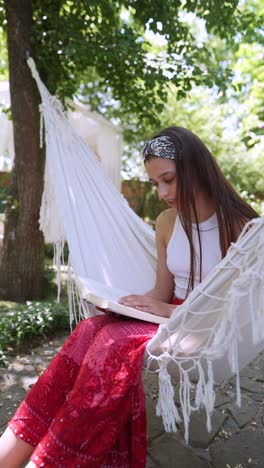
[1,333,264,468]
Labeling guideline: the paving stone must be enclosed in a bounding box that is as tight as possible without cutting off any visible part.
[146,396,165,442]
[246,392,264,403]
[211,429,264,467]
[0,386,27,429]
[149,434,209,468]
[0,362,38,392]
[181,409,227,448]
[240,366,264,381]
[9,362,26,372]
[255,374,264,383]
[234,377,264,396]
[174,383,196,405]
[0,371,17,388]
[226,398,259,428]
[43,349,57,357]
[252,357,264,380]
[0,385,27,402]
[261,407,264,426]
[222,414,240,434]
[214,391,232,408]
[16,356,33,365]
[31,355,55,367]
[146,455,159,468]
[0,400,15,427]
[1,368,38,392]
[143,372,159,400]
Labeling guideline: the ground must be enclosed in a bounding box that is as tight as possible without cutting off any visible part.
[1,332,264,467]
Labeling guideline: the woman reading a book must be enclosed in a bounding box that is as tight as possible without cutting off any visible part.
[0,126,258,467]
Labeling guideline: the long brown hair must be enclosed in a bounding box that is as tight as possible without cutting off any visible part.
[151,126,259,297]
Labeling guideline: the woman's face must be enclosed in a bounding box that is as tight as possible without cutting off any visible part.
[145,157,177,208]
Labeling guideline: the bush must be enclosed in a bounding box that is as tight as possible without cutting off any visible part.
[44,242,69,262]
[240,191,264,215]
[43,265,58,298]
[0,300,70,367]
[0,185,8,213]
[0,171,11,213]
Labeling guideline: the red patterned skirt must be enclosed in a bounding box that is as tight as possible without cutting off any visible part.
[8,298,183,467]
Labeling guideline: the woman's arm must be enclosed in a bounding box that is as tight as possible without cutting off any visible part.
[144,210,175,302]
[119,210,177,318]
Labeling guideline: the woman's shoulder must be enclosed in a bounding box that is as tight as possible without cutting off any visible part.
[156,207,177,225]
[156,208,177,246]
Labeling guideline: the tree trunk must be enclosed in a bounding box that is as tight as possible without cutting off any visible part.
[0,0,45,301]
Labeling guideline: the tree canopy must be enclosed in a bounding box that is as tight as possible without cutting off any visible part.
[0,0,259,124]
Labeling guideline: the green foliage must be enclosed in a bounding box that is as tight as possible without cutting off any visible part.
[218,0,264,147]
[43,265,58,298]
[232,42,264,147]
[0,172,11,212]
[0,0,253,130]
[43,246,69,299]
[218,151,264,204]
[240,192,263,215]
[0,25,8,79]
[44,242,69,262]
[0,185,8,213]
[44,243,55,260]
[2,193,19,214]
[0,300,70,367]
[1,0,262,171]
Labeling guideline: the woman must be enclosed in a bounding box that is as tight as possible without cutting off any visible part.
[0,126,258,467]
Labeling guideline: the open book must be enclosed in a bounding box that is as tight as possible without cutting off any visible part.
[78,277,168,325]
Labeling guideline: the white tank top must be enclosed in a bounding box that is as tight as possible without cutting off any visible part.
[166,213,221,299]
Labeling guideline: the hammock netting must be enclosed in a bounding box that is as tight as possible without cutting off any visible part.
[28,58,264,442]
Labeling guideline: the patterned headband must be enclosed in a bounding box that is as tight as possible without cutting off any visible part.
[142,136,176,162]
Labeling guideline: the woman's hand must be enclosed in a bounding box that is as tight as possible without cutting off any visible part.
[118,295,175,318]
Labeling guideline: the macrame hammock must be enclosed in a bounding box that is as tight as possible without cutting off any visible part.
[27,58,264,443]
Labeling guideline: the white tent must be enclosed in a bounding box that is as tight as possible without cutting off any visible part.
[68,101,123,190]
[0,82,123,190]
[0,81,14,171]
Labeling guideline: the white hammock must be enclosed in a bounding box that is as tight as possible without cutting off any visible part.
[28,58,264,442]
